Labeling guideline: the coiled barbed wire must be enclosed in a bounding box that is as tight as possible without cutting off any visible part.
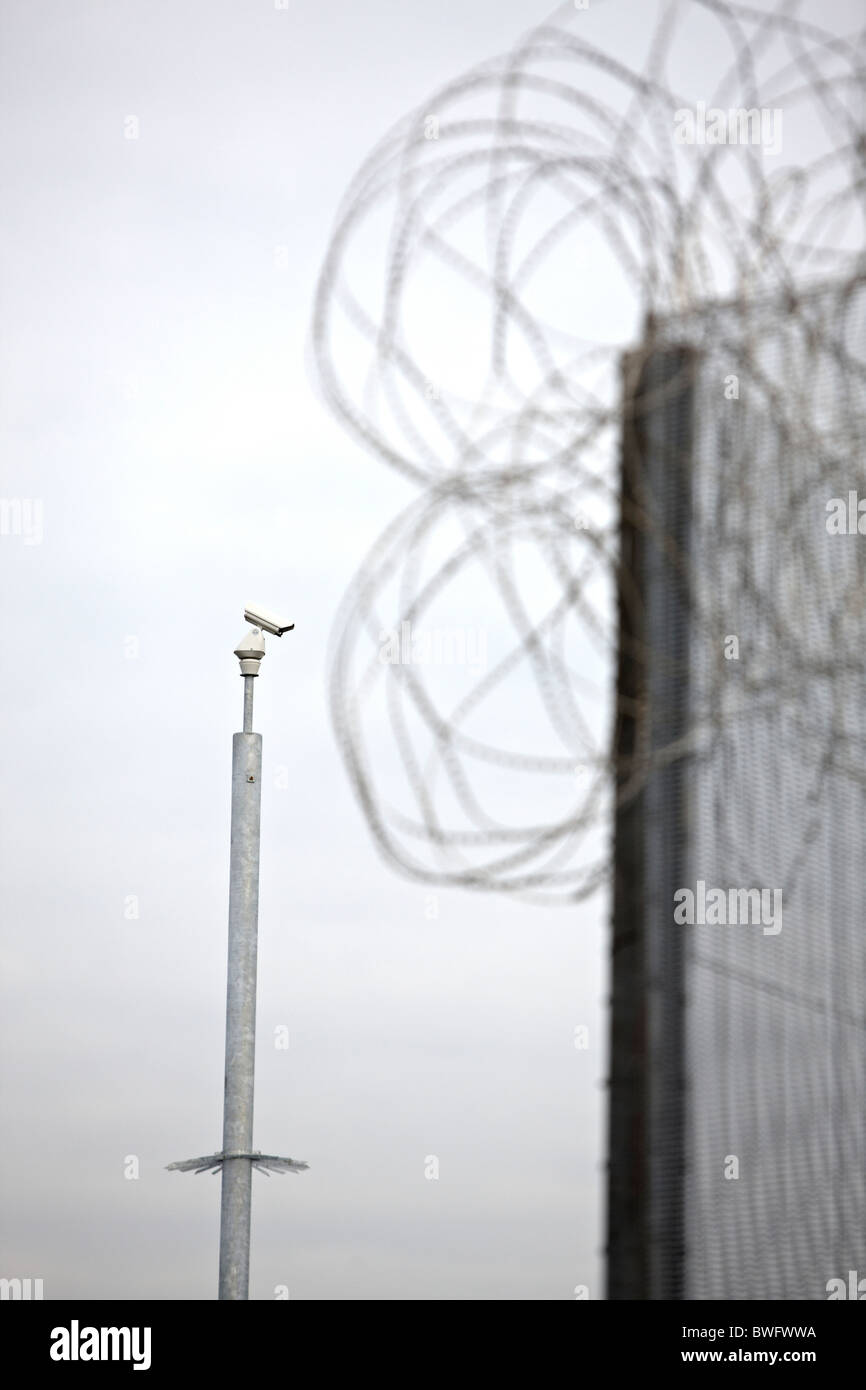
[312,0,866,904]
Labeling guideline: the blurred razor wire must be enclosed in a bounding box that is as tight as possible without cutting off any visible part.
[311,0,866,907]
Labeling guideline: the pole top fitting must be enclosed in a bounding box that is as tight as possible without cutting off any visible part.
[234,627,266,676]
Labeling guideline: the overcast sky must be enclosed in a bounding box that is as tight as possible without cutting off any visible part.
[0,0,860,1302]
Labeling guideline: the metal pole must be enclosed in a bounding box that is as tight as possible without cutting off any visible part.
[607,345,694,1300]
[218,678,262,1300]
[167,611,304,1296]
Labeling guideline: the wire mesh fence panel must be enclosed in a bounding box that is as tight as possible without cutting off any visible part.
[651,280,866,1301]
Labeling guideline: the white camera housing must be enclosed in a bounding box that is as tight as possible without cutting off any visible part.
[243,604,295,637]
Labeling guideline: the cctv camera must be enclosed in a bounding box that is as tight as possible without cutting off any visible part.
[243,604,295,637]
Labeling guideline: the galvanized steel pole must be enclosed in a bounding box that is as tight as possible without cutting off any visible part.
[167,609,303,1298]
[218,682,262,1300]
